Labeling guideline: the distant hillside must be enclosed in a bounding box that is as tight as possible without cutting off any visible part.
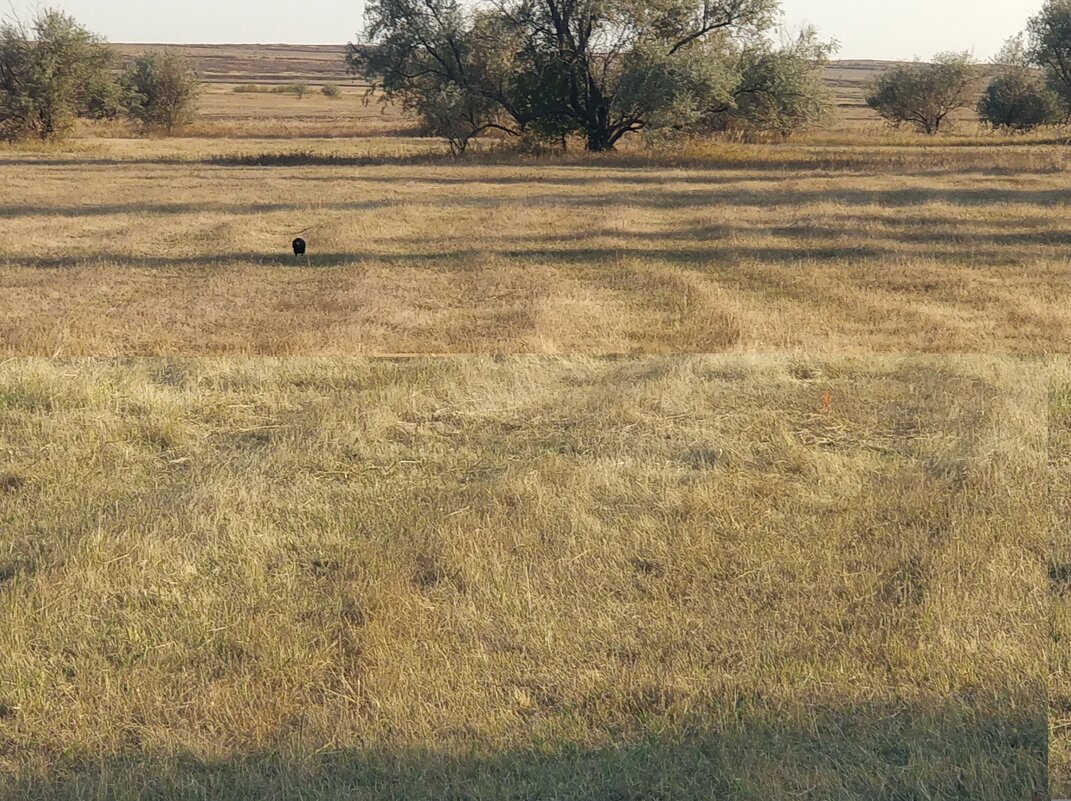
[825,60,909,121]
[110,44,358,85]
[112,45,900,90]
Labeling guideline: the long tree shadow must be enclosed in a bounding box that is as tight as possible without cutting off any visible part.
[3,699,1046,801]
[0,239,1044,271]
[554,186,1071,210]
[0,200,394,219]
[0,149,1067,177]
[2,185,1068,222]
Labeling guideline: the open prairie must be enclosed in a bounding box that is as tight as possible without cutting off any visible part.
[102,45,978,127]
[0,356,1051,800]
[1,42,1068,800]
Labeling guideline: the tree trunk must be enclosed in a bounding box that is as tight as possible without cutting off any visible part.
[584,99,616,151]
[585,127,614,151]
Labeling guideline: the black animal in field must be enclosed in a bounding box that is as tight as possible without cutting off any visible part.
[292,238,307,257]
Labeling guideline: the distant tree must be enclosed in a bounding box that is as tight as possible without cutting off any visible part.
[293,82,309,100]
[978,36,1062,131]
[349,0,836,154]
[321,83,342,98]
[0,9,118,141]
[121,50,200,134]
[1027,0,1071,118]
[866,52,979,134]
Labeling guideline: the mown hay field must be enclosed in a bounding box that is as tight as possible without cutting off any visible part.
[2,138,1070,356]
[0,356,1052,801]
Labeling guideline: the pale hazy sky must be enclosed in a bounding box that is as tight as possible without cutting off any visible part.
[6,0,1046,60]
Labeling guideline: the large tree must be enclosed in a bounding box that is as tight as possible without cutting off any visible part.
[348,1,523,153]
[1027,0,1071,118]
[499,0,780,151]
[865,52,979,135]
[0,9,117,141]
[349,0,833,152]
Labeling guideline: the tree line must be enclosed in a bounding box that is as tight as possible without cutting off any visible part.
[865,1,1071,134]
[347,0,838,154]
[0,9,199,141]
[349,0,1071,149]
[3,2,1070,147]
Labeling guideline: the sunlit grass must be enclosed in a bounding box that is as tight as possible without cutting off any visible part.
[0,356,1050,800]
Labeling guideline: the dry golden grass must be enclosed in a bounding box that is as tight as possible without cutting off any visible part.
[185,85,417,140]
[1051,371,1071,798]
[1,137,1070,356]
[0,356,1051,800]
[75,83,416,140]
[1,50,1068,798]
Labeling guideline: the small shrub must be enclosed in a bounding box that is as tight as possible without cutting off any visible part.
[979,35,1064,131]
[272,83,310,99]
[979,69,1062,131]
[80,63,124,121]
[321,84,342,98]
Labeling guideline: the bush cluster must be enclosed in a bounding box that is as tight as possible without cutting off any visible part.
[0,9,201,141]
[866,1,1071,134]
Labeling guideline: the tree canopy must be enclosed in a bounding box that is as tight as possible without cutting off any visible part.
[348,0,836,153]
[1027,0,1071,118]
[978,36,1062,131]
[121,50,201,133]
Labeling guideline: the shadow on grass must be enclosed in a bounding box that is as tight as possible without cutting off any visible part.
[0,146,1067,175]
[1,183,1068,221]
[2,700,1046,801]
[0,239,1043,271]
[0,200,393,219]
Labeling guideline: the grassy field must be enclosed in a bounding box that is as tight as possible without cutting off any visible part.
[0,47,1063,357]
[105,44,405,139]
[110,44,356,86]
[2,138,1069,356]
[2,43,1070,799]
[0,356,1051,800]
